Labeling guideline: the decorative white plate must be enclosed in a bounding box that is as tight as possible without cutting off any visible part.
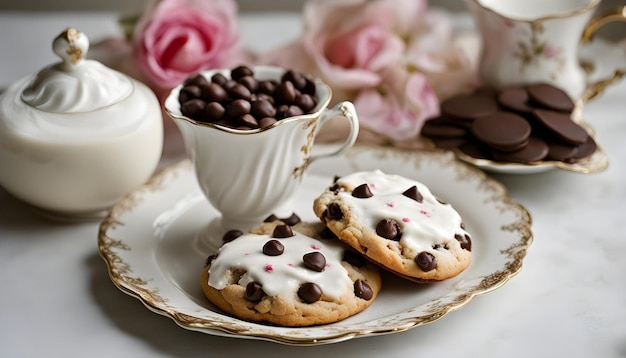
[98,146,533,345]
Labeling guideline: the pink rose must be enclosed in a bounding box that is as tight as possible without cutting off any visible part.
[263,0,404,90]
[403,9,479,99]
[354,69,439,141]
[133,0,245,91]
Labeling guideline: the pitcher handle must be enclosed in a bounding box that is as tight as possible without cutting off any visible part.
[309,101,360,163]
[580,6,626,102]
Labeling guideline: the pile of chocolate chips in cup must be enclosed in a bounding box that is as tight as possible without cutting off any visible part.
[421,83,596,164]
[178,65,318,130]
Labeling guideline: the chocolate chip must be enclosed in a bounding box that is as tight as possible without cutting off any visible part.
[204,102,225,122]
[211,73,228,86]
[352,183,373,198]
[282,213,301,226]
[302,78,316,96]
[415,251,437,271]
[226,99,251,118]
[298,282,322,303]
[185,74,209,87]
[354,279,373,300]
[253,92,275,105]
[244,281,264,302]
[272,224,294,238]
[275,80,297,104]
[343,250,366,267]
[179,67,319,130]
[251,99,277,119]
[263,239,285,256]
[295,94,317,112]
[302,252,326,272]
[277,105,304,119]
[181,99,206,118]
[455,233,472,251]
[231,65,254,80]
[264,214,279,222]
[238,113,259,129]
[201,83,228,103]
[179,85,202,103]
[259,117,277,128]
[402,186,423,203]
[376,219,401,241]
[205,254,217,267]
[258,80,277,95]
[223,79,238,91]
[324,203,343,220]
[228,83,252,101]
[238,75,259,93]
[222,229,243,243]
[282,70,308,91]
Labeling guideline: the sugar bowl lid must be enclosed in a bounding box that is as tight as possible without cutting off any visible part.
[20,27,133,113]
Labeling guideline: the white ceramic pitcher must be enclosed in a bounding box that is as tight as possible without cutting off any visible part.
[465,0,626,101]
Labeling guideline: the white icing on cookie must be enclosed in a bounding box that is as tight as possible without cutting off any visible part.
[335,170,470,257]
[208,231,352,299]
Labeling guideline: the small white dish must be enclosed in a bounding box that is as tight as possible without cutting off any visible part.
[98,146,533,345]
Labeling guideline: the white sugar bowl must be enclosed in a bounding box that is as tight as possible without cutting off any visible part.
[0,28,163,218]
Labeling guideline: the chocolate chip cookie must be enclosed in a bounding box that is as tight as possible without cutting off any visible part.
[313,170,472,282]
[200,221,381,326]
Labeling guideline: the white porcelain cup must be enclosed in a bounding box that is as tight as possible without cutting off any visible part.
[165,66,359,250]
[465,0,626,101]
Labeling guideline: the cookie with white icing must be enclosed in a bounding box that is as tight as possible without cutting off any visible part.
[200,221,381,326]
[313,170,472,282]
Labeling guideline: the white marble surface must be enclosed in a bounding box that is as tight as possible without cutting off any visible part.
[1,11,626,358]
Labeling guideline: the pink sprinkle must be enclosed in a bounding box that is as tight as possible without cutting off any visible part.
[387,201,396,208]
[311,244,321,250]
[420,210,432,218]
[244,253,250,256]
[369,183,376,189]
[402,217,411,223]
[288,263,296,268]
[264,264,274,272]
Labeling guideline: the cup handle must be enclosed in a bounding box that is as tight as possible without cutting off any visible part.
[580,6,626,102]
[309,101,360,163]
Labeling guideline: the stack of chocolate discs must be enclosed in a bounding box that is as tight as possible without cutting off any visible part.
[421,83,596,164]
[178,65,318,130]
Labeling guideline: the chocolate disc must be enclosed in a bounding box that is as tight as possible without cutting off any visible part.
[491,137,549,163]
[430,137,466,150]
[497,87,534,113]
[527,83,574,112]
[421,117,467,138]
[458,141,492,160]
[533,110,588,145]
[568,135,597,160]
[441,93,498,121]
[471,112,532,152]
[546,142,579,161]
